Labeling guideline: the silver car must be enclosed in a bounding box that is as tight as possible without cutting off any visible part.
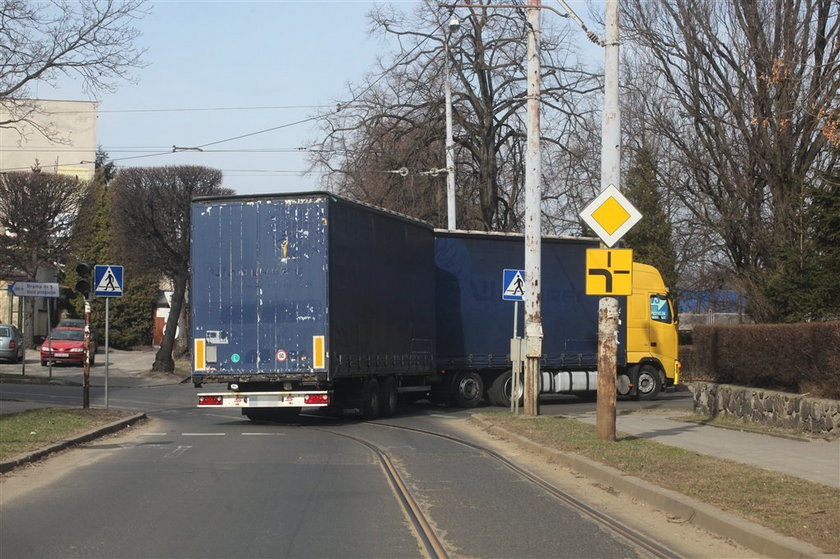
[0,324,24,363]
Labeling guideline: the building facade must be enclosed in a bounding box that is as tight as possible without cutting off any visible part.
[1,98,97,338]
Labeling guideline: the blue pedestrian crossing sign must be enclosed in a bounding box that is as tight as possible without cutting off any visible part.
[94,265,124,297]
[502,269,526,301]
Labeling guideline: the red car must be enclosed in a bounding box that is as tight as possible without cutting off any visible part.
[40,327,97,366]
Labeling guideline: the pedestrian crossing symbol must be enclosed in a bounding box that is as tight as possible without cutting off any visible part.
[94,265,124,297]
[502,269,526,301]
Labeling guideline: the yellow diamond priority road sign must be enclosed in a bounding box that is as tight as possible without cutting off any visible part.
[579,184,642,247]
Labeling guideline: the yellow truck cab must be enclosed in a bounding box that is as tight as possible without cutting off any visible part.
[626,262,681,399]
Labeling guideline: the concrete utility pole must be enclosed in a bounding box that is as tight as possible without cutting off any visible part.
[444,16,459,230]
[523,0,542,416]
[596,0,620,441]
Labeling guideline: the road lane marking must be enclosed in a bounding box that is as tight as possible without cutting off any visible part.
[181,432,226,436]
[163,445,192,458]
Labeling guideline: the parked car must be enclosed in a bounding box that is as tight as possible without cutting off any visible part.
[57,318,85,329]
[0,324,24,363]
[40,327,97,366]
[56,318,99,344]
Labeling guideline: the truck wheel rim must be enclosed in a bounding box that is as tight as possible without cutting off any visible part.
[459,378,479,399]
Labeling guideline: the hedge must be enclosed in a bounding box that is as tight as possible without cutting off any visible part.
[679,322,840,400]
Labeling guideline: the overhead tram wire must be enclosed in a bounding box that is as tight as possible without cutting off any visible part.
[14,26,448,171]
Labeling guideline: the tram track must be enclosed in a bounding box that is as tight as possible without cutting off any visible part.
[320,421,681,559]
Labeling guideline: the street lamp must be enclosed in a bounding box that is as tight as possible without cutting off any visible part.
[444,16,460,230]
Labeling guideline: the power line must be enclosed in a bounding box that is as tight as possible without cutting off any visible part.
[39,104,334,115]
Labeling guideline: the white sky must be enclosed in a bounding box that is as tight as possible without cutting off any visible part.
[39,0,603,195]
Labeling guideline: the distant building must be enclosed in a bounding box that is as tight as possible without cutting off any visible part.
[0,98,97,179]
[0,99,97,337]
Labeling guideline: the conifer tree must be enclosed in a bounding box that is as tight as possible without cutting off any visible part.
[67,157,159,349]
[621,148,678,292]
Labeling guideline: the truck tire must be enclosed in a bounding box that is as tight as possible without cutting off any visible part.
[635,365,662,401]
[451,371,483,408]
[487,371,523,407]
[362,378,380,419]
[379,376,398,418]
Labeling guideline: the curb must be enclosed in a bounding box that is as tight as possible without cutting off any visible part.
[0,413,147,474]
[470,416,832,559]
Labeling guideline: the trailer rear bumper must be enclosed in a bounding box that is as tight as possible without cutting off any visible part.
[197,391,329,408]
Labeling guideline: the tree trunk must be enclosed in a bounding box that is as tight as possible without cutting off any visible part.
[174,286,189,358]
[153,273,186,373]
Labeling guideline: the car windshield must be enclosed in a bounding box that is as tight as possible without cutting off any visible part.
[0,327,10,337]
[50,329,84,341]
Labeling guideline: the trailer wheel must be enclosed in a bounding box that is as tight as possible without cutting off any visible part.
[487,371,523,407]
[451,371,483,408]
[362,378,380,419]
[379,376,398,418]
[635,365,662,401]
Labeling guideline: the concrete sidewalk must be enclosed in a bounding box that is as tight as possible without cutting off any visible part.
[560,410,840,488]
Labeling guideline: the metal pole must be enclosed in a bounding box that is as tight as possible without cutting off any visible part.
[47,298,52,379]
[83,300,91,408]
[105,297,110,409]
[596,0,620,441]
[444,25,458,230]
[523,0,543,416]
[19,296,25,377]
[511,300,519,413]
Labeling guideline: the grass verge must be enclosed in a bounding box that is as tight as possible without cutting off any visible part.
[477,412,839,553]
[0,408,133,460]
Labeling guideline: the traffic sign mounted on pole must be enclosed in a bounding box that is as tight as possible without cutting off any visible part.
[586,249,633,296]
[7,282,60,298]
[502,269,526,301]
[94,265,124,297]
[579,184,642,248]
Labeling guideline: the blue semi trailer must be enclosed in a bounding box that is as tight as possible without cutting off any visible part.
[191,192,438,419]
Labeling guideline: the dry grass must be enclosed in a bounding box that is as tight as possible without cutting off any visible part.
[0,408,132,459]
[478,412,840,554]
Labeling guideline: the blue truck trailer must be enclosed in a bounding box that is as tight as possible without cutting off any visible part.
[434,230,680,406]
[191,192,437,419]
[192,193,680,418]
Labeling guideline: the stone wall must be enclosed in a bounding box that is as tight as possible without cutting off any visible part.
[690,382,840,439]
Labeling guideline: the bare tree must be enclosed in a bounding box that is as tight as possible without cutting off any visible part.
[0,170,84,346]
[0,0,147,140]
[109,166,231,373]
[622,0,840,321]
[313,0,600,232]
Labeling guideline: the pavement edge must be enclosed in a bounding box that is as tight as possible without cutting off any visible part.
[470,415,831,559]
[0,413,147,474]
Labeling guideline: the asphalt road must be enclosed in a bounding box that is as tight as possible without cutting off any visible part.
[1,350,700,558]
[1,395,654,559]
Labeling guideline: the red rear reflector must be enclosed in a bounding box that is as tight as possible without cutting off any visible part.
[304,394,329,405]
[199,396,223,406]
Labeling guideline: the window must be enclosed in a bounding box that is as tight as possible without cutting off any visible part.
[650,295,672,323]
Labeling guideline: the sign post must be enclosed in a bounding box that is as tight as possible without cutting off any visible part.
[579,179,642,440]
[7,282,60,376]
[95,265,124,408]
[503,269,526,413]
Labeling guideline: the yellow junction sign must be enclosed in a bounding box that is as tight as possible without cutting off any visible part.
[586,249,633,296]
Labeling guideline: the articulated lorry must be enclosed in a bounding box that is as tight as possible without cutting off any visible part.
[434,231,680,407]
[192,192,680,419]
